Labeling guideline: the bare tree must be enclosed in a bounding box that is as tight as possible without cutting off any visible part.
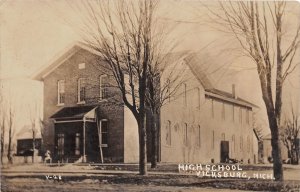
[7,98,14,164]
[281,106,299,165]
[71,0,161,175]
[28,102,39,163]
[205,1,300,181]
[0,83,5,164]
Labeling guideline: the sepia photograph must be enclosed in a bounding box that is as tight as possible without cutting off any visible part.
[0,0,300,191]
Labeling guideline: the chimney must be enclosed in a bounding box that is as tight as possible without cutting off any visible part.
[232,84,237,99]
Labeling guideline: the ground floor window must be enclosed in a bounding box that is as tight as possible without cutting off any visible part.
[75,133,80,155]
[101,120,108,146]
[165,121,171,146]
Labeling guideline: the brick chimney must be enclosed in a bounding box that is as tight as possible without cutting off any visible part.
[232,84,237,99]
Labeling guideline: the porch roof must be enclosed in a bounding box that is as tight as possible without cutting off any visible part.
[51,105,98,120]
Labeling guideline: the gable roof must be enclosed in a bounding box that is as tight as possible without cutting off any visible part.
[184,53,257,109]
[31,42,102,80]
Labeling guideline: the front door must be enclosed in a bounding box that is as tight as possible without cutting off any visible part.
[220,141,229,163]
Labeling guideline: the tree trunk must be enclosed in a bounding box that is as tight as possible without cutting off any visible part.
[138,114,147,175]
[7,127,13,164]
[269,115,283,181]
[1,133,4,164]
[151,112,158,168]
[32,135,35,163]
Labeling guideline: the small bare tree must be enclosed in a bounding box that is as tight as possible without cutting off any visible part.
[205,1,300,181]
[7,98,14,164]
[28,103,39,163]
[146,52,187,168]
[0,83,5,164]
[281,106,299,165]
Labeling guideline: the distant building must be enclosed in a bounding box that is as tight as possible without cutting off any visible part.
[33,42,259,164]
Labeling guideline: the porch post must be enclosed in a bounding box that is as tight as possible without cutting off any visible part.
[82,118,87,163]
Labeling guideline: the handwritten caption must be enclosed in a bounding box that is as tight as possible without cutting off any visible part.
[45,174,62,181]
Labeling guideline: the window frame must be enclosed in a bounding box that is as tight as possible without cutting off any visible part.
[165,121,171,146]
[100,119,108,147]
[75,133,80,155]
[77,78,86,104]
[99,74,108,100]
[57,80,65,105]
[196,125,201,147]
[183,123,188,146]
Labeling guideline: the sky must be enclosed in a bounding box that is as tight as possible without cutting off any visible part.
[0,0,300,137]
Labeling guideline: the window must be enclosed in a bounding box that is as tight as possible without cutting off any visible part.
[100,120,108,146]
[57,80,65,105]
[211,99,214,118]
[100,74,108,100]
[75,133,80,155]
[78,63,85,69]
[197,125,201,147]
[240,136,243,151]
[183,123,188,146]
[57,133,64,155]
[232,135,235,152]
[247,136,250,152]
[239,107,242,124]
[78,78,86,103]
[183,84,187,106]
[246,109,250,124]
[165,121,171,146]
[212,131,215,149]
[222,102,225,120]
[232,105,235,122]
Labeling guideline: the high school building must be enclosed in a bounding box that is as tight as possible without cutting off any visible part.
[33,42,258,164]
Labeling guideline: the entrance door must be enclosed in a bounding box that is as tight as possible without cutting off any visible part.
[220,141,229,163]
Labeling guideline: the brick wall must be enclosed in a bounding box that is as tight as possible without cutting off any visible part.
[43,48,125,162]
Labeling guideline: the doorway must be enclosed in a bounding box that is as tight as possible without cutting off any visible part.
[220,141,229,163]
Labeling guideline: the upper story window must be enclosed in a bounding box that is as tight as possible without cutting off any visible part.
[232,105,235,122]
[246,109,250,124]
[222,102,225,120]
[78,78,86,103]
[78,63,85,69]
[100,74,108,100]
[57,80,65,105]
[211,99,214,118]
[239,107,242,124]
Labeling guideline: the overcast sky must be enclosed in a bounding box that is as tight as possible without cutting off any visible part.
[0,0,299,136]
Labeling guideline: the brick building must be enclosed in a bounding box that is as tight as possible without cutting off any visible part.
[33,43,259,164]
[33,43,139,163]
